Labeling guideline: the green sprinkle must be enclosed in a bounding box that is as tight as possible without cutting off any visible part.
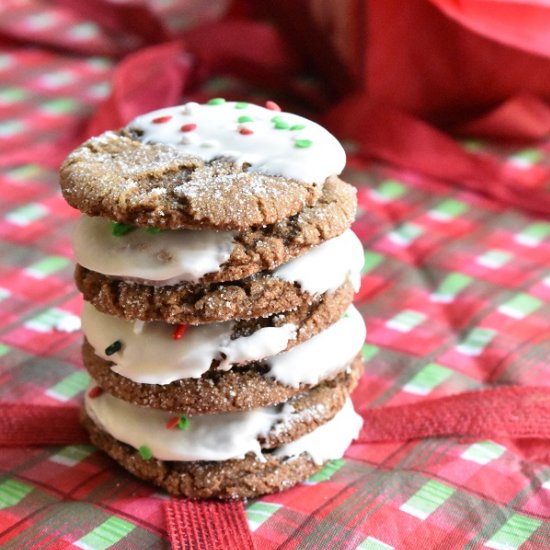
[290,124,305,131]
[237,115,253,123]
[294,139,313,148]
[138,445,153,460]
[343,311,350,319]
[274,120,290,130]
[235,102,249,109]
[178,417,190,430]
[271,116,284,123]
[111,222,134,237]
[207,97,226,105]
[145,227,162,234]
[105,340,122,356]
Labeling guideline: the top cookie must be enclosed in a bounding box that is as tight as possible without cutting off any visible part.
[60,100,347,231]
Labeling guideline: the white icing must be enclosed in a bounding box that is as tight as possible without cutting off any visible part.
[128,101,346,185]
[72,215,235,283]
[274,398,363,465]
[81,302,297,383]
[82,302,363,387]
[267,305,366,388]
[73,212,363,292]
[85,388,283,461]
[85,389,362,464]
[274,230,364,294]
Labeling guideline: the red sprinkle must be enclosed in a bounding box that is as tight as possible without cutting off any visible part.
[180,123,197,132]
[88,386,103,399]
[265,100,281,111]
[165,417,180,430]
[152,116,172,124]
[172,324,188,340]
[239,127,254,135]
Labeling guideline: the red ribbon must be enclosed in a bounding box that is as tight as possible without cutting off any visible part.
[324,94,550,217]
[356,386,550,444]
[165,499,256,550]
[5,386,550,449]
[4,387,550,548]
[0,404,87,447]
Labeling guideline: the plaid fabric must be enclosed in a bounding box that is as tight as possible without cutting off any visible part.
[1,2,550,549]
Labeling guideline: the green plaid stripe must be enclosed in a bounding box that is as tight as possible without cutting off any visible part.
[515,222,550,246]
[246,502,282,531]
[40,98,80,115]
[457,328,496,356]
[461,441,506,465]
[0,479,33,509]
[428,198,468,220]
[476,250,512,269]
[307,459,346,483]
[431,272,473,303]
[399,480,455,520]
[24,308,79,333]
[45,371,89,402]
[5,203,48,226]
[0,87,29,104]
[25,256,70,279]
[67,22,101,41]
[371,179,407,202]
[6,164,42,180]
[507,148,543,167]
[362,251,384,274]
[485,513,541,550]
[388,223,425,246]
[362,344,379,362]
[0,120,25,138]
[403,363,453,395]
[74,516,135,549]
[386,310,426,333]
[498,293,542,319]
[50,445,95,467]
[356,536,394,550]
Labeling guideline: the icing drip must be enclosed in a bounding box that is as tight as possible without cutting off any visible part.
[85,389,362,463]
[267,305,366,387]
[274,230,364,294]
[274,398,363,464]
[81,302,297,383]
[128,101,346,185]
[73,215,235,283]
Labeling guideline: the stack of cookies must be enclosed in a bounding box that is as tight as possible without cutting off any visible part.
[60,99,366,499]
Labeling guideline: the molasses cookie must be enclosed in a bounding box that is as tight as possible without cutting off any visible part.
[61,100,347,231]
[81,306,365,414]
[72,177,357,285]
[83,394,362,499]
[75,229,364,324]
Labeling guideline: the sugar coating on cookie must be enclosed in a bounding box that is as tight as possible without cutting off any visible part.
[128,100,346,185]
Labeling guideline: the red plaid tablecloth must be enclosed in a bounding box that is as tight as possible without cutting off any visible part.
[1,1,550,549]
